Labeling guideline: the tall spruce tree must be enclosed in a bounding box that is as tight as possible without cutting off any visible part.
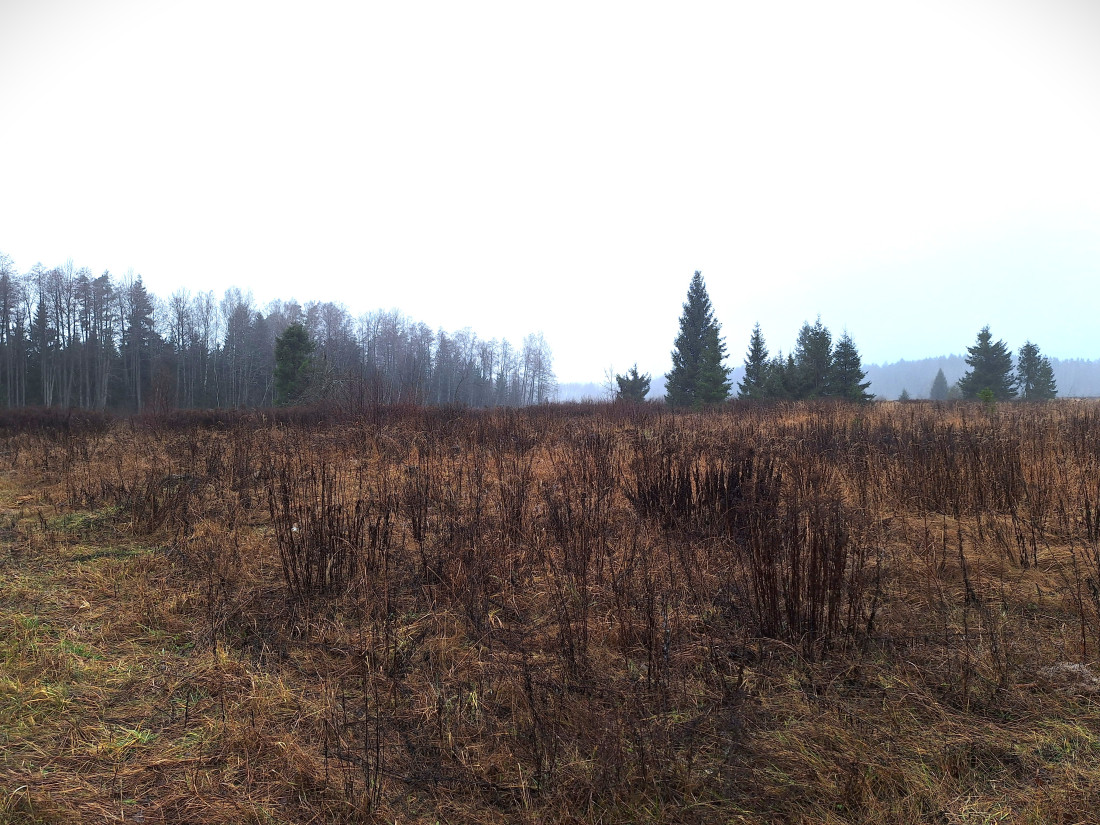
[957,326,1017,400]
[737,322,769,400]
[929,368,949,401]
[1016,341,1057,400]
[665,271,731,407]
[828,332,874,402]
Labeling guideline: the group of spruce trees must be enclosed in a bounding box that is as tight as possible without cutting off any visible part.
[616,271,873,406]
[619,272,1060,407]
[735,319,873,402]
[923,326,1057,401]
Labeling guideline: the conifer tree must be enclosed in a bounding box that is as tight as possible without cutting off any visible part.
[614,364,651,401]
[793,318,832,399]
[665,271,731,407]
[761,352,793,400]
[957,326,1016,400]
[828,331,874,402]
[1016,341,1057,400]
[737,322,769,400]
[274,322,315,405]
[929,368,949,401]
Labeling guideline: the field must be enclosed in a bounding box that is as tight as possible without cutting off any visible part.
[1,401,1099,824]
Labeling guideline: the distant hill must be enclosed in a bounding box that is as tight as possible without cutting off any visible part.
[1046,359,1100,398]
[867,356,1100,400]
[864,356,968,401]
[557,374,673,402]
[556,381,608,402]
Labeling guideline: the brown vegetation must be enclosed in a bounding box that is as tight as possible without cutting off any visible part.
[1,400,1099,823]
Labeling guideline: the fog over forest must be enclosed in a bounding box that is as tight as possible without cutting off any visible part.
[4,248,1097,411]
[0,253,557,411]
[862,356,1100,401]
[560,355,1100,403]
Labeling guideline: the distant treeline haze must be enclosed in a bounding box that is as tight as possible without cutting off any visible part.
[0,254,556,411]
[862,357,1100,401]
[559,357,1100,403]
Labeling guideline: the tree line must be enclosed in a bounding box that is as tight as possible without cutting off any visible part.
[923,326,1057,402]
[734,318,873,402]
[614,272,873,405]
[0,252,556,411]
[616,272,1059,406]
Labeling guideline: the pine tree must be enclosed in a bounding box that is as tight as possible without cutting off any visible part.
[828,332,874,402]
[957,326,1017,400]
[665,271,731,407]
[793,318,832,399]
[615,364,651,401]
[1016,341,1057,400]
[929,368,949,401]
[737,322,769,400]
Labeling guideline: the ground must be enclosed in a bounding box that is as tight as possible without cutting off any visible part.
[1,402,1099,824]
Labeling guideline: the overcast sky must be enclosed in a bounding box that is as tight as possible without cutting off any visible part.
[2,0,1098,382]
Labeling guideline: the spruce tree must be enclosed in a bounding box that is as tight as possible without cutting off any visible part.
[615,364,651,401]
[1016,341,1057,400]
[957,326,1017,400]
[665,271,731,407]
[737,322,769,400]
[780,353,797,399]
[828,332,874,402]
[274,322,315,405]
[1032,356,1057,401]
[761,352,793,400]
[929,368,949,401]
[793,318,832,399]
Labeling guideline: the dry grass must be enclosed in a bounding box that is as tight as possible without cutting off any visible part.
[1,401,1099,824]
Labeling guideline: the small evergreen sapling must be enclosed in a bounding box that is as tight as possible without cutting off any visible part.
[615,365,651,401]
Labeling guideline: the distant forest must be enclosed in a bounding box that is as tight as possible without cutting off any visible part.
[561,357,1100,403]
[863,356,1100,401]
[0,253,556,411]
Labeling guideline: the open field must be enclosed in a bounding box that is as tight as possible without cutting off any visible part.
[1,401,1099,824]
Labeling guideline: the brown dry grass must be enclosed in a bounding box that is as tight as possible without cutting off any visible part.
[1,401,1099,824]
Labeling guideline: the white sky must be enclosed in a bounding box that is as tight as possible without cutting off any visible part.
[2,0,1098,382]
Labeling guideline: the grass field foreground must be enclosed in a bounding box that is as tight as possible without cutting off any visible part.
[1,401,1099,824]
